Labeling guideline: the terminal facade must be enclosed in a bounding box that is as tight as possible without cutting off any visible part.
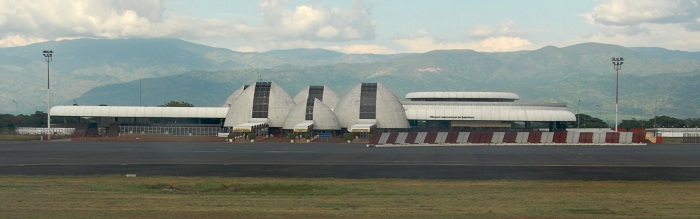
[50,81,576,137]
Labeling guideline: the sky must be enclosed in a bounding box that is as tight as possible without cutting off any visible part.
[2,0,700,54]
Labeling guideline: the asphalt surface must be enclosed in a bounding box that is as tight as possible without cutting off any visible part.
[1,141,699,180]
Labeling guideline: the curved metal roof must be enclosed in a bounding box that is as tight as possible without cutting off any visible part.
[405,92,520,100]
[292,85,340,109]
[335,83,409,129]
[50,106,228,118]
[221,85,248,107]
[223,82,295,128]
[283,99,340,130]
[402,102,575,122]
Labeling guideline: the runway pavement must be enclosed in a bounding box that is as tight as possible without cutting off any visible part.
[1,141,699,180]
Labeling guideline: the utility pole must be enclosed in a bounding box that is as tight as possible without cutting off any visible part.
[611,57,624,132]
[43,50,53,140]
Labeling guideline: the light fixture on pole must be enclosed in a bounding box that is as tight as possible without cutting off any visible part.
[43,50,53,140]
[611,57,623,132]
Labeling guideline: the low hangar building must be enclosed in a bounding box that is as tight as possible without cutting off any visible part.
[402,92,575,131]
[49,81,576,137]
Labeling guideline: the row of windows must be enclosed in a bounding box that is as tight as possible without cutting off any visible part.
[252,82,272,118]
[305,86,325,120]
[359,83,377,119]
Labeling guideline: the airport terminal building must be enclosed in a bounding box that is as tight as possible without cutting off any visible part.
[50,82,576,137]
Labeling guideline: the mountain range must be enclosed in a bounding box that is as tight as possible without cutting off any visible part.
[1,38,699,122]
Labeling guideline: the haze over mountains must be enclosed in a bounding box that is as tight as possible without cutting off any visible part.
[1,38,699,121]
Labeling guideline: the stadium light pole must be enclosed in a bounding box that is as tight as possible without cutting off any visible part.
[611,57,623,132]
[43,50,53,140]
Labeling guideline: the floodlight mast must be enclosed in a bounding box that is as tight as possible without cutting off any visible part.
[43,50,53,140]
[611,57,623,132]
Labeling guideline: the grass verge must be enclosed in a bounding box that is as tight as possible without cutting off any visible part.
[0,175,698,218]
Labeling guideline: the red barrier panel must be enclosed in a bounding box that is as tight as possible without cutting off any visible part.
[386,132,399,144]
[605,132,620,143]
[504,132,517,143]
[632,132,645,143]
[630,128,645,133]
[468,132,481,143]
[405,132,418,144]
[655,136,664,144]
[528,132,542,143]
[446,132,459,143]
[639,133,647,143]
[424,132,438,144]
[369,133,382,144]
[579,132,593,143]
[553,132,567,143]
[481,132,494,143]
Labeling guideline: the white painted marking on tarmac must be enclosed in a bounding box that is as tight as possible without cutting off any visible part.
[264,150,315,153]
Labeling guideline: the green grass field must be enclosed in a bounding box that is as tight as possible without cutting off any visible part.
[0,176,698,218]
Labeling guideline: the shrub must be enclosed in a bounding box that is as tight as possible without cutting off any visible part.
[343,133,354,141]
[247,133,257,140]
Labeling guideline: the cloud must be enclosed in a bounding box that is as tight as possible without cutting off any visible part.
[479,36,532,52]
[0,0,376,48]
[469,25,494,38]
[256,0,375,41]
[0,35,47,47]
[324,44,395,54]
[394,32,473,52]
[583,23,700,51]
[586,0,700,27]
[580,0,700,51]
[394,32,531,53]
[469,19,525,38]
[585,0,700,33]
[0,0,238,47]
[395,20,532,53]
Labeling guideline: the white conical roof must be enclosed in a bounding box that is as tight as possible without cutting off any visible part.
[221,85,248,107]
[334,83,409,129]
[283,98,340,130]
[223,82,295,127]
[292,85,340,110]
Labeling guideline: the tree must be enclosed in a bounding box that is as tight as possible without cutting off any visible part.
[566,114,608,128]
[653,115,685,128]
[686,118,700,128]
[618,115,687,129]
[158,100,194,107]
[619,118,647,130]
[343,133,354,141]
